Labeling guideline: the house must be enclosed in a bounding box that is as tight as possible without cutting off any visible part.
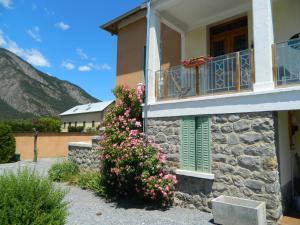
[102,0,300,224]
[60,101,114,132]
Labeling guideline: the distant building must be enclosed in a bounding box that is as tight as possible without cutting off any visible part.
[60,101,114,132]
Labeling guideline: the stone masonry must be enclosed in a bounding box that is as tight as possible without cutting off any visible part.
[68,136,101,170]
[147,112,282,225]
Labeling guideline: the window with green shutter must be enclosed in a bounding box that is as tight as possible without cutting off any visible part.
[181,116,211,173]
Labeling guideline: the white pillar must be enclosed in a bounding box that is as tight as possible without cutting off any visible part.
[252,0,275,91]
[147,7,161,104]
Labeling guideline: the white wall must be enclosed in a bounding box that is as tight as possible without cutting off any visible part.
[273,0,300,43]
[278,111,292,186]
[61,112,102,132]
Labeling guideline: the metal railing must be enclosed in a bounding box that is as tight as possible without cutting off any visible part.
[155,49,254,101]
[273,38,300,86]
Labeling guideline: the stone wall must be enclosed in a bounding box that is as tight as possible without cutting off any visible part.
[147,112,282,225]
[68,138,101,170]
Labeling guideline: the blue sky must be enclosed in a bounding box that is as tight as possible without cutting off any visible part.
[0,0,144,101]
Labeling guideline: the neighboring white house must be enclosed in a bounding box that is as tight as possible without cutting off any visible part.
[102,0,300,224]
[60,101,114,132]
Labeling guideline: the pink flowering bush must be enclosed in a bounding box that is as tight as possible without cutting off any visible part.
[99,85,177,206]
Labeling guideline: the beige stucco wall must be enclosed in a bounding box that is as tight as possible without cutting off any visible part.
[278,111,292,186]
[273,0,300,43]
[161,23,182,70]
[116,18,147,89]
[185,26,207,59]
[15,133,93,160]
[61,112,103,132]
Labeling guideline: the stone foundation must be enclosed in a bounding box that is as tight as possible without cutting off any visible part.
[68,138,101,170]
[147,112,282,225]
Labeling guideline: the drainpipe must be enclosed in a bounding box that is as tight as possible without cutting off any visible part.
[143,0,151,136]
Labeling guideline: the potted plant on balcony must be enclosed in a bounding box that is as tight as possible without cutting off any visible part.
[181,56,207,68]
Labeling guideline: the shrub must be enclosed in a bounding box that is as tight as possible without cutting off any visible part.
[84,127,98,135]
[68,126,84,133]
[99,85,177,206]
[0,168,68,225]
[75,171,106,197]
[48,161,79,182]
[0,124,16,163]
[3,117,62,132]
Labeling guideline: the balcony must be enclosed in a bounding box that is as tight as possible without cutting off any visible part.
[155,49,254,101]
[274,38,300,87]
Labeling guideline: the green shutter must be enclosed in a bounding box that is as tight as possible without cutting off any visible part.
[196,116,211,173]
[181,117,196,170]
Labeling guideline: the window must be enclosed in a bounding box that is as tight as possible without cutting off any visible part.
[83,121,86,127]
[92,121,95,127]
[181,116,211,173]
[75,122,77,127]
[63,122,66,128]
[69,122,71,127]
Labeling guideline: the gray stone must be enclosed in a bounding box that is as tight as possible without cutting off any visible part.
[244,145,275,157]
[155,133,167,144]
[213,154,229,163]
[238,156,262,171]
[240,132,262,145]
[233,120,251,132]
[213,133,227,144]
[252,119,273,132]
[221,124,233,133]
[167,135,180,145]
[228,133,239,145]
[245,179,264,191]
[230,145,243,156]
[228,115,240,122]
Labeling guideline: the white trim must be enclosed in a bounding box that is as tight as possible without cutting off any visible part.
[181,32,186,61]
[160,16,185,34]
[117,10,146,30]
[176,169,215,180]
[145,86,300,118]
[68,142,92,148]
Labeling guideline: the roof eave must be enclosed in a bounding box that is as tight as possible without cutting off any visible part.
[100,3,147,35]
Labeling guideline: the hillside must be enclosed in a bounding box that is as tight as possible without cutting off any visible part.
[0,48,99,121]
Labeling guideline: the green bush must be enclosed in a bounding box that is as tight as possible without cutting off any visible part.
[48,161,79,182]
[0,124,16,163]
[3,117,62,132]
[0,168,68,225]
[68,126,84,133]
[75,171,106,197]
[84,127,98,135]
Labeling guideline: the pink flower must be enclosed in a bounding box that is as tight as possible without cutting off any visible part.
[130,130,138,136]
[135,121,142,127]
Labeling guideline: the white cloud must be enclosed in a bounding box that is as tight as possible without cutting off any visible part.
[0,0,12,9]
[0,30,50,67]
[88,62,112,71]
[55,21,70,30]
[76,48,88,60]
[62,61,75,70]
[78,65,91,72]
[26,26,41,42]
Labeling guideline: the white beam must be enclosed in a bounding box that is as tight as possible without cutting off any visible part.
[147,7,161,104]
[252,0,275,91]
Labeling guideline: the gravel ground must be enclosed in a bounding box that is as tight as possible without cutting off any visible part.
[0,158,214,225]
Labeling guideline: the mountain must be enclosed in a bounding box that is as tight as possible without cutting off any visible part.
[0,48,99,121]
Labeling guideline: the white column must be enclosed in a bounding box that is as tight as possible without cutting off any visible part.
[147,7,161,104]
[252,0,275,91]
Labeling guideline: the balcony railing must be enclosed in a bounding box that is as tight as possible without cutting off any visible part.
[273,38,300,86]
[155,49,254,101]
